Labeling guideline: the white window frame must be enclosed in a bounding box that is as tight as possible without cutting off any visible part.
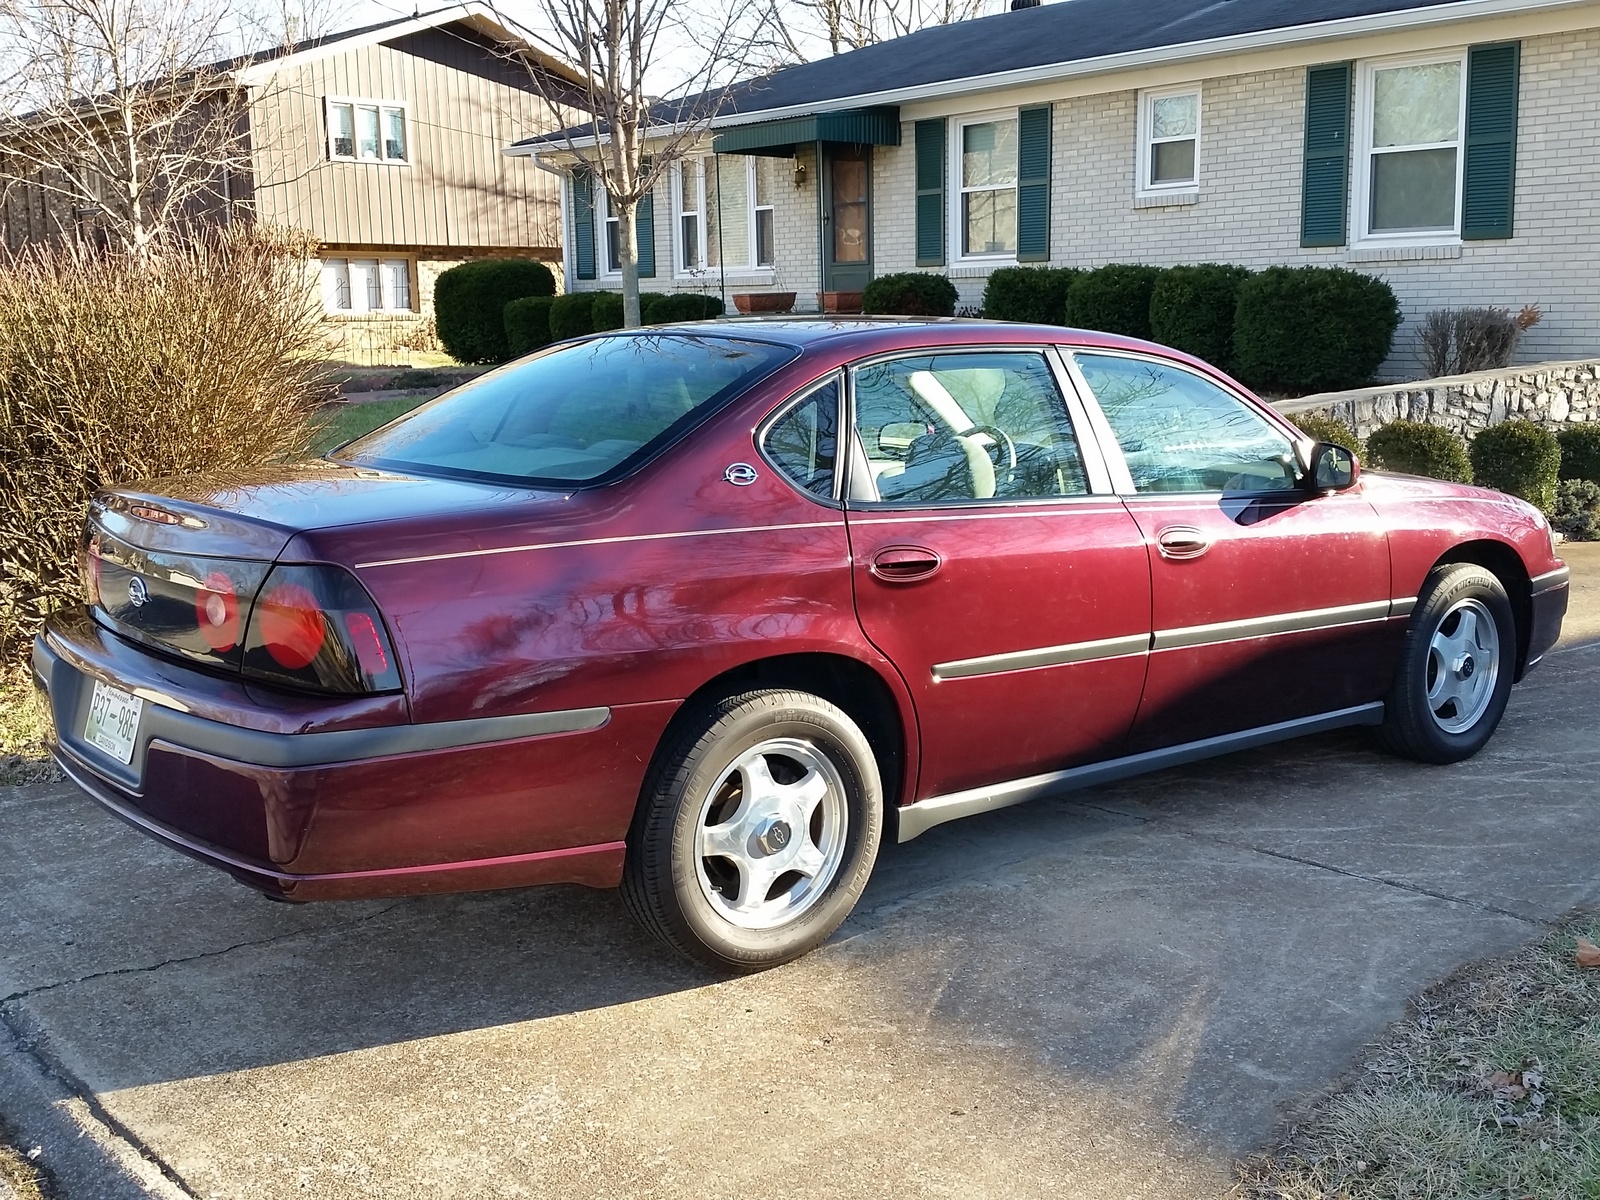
[324,97,411,165]
[319,256,416,313]
[671,156,773,278]
[1137,84,1201,198]
[1352,49,1468,248]
[948,108,1020,266]
[596,184,622,279]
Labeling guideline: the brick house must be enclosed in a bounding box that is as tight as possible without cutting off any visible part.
[511,0,1600,376]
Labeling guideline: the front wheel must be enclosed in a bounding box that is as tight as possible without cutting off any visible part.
[621,689,883,971]
[1379,564,1517,764]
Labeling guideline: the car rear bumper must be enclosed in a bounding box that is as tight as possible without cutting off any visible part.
[34,610,677,900]
[1523,565,1570,675]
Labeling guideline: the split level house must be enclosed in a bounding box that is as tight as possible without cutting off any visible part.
[1,4,582,350]
[512,0,1600,377]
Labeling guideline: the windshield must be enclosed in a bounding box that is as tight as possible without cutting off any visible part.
[341,333,797,486]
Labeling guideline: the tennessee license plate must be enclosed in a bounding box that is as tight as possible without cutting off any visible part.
[84,679,143,765]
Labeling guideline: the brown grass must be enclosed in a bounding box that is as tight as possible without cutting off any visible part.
[1235,912,1600,1200]
[0,1133,46,1200]
[0,661,53,785]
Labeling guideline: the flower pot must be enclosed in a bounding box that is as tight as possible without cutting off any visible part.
[817,291,864,314]
[733,291,796,314]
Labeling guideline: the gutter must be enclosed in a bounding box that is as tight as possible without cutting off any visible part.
[503,0,1590,156]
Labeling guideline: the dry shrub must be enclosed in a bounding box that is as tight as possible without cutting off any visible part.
[1418,304,1543,377]
[0,228,333,660]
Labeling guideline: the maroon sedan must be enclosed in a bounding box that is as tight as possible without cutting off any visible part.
[34,320,1569,968]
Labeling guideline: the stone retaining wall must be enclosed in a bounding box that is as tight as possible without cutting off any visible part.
[1275,359,1600,438]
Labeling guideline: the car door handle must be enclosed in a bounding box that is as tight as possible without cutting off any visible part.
[1156,526,1211,560]
[869,546,942,582]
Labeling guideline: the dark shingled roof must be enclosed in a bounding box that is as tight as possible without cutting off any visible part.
[514,0,1476,147]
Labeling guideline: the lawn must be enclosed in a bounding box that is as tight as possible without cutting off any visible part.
[309,395,432,457]
[1237,913,1600,1200]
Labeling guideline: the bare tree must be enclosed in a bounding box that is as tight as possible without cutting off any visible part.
[752,0,1000,61]
[0,0,254,256]
[509,0,761,327]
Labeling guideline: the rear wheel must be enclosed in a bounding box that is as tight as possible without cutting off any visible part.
[622,689,883,971]
[1379,564,1516,763]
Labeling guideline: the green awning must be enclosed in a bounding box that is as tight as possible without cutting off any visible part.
[712,107,901,156]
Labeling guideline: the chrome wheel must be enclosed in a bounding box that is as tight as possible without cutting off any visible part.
[1425,597,1500,734]
[694,738,848,931]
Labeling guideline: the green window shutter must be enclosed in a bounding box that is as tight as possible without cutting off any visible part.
[572,166,596,281]
[1301,62,1352,248]
[636,183,656,278]
[915,118,946,267]
[1463,41,1519,240]
[1016,104,1051,262]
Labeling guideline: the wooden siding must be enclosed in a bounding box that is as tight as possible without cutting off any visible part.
[247,24,564,250]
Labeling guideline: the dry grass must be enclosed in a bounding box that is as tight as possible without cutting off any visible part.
[0,1132,46,1200]
[0,661,53,785]
[1236,912,1600,1200]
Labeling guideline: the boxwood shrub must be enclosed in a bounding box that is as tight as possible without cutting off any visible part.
[861,272,958,317]
[434,258,556,364]
[981,267,1079,324]
[1365,420,1472,482]
[503,295,555,356]
[591,291,625,331]
[548,292,598,340]
[642,293,725,323]
[1232,266,1401,394]
[1469,419,1561,511]
[1291,413,1365,460]
[1148,263,1252,368]
[1552,479,1600,540]
[1557,423,1600,483]
[1066,264,1162,339]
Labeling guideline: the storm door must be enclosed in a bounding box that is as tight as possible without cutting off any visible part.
[822,144,872,295]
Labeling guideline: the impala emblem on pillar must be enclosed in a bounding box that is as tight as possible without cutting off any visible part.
[724,463,759,486]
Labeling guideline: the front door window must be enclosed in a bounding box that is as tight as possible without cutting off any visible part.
[830,150,869,264]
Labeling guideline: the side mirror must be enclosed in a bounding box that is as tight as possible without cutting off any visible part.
[1310,441,1359,491]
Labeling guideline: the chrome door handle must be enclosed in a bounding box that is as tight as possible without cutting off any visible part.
[1156,526,1211,560]
[869,546,942,582]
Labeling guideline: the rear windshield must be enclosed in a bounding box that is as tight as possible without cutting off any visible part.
[341,333,797,486]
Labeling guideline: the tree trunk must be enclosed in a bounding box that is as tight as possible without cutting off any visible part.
[615,196,641,328]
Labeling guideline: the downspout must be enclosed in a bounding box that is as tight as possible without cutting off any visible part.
[715,153,726,312]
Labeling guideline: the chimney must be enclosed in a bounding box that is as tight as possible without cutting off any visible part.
[1010,0,1041,8]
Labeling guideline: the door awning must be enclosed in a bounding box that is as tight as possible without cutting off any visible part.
[711,107,901,156]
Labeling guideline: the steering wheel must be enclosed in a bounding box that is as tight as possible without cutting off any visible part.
[964,423,1018,478]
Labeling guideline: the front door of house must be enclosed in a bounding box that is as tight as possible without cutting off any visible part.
[822,144,872,298]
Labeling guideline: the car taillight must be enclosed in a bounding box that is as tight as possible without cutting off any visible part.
[241,564,402,694]
[194,571,242,653]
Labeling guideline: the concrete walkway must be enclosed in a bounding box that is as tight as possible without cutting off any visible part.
[3,546,1598,1199]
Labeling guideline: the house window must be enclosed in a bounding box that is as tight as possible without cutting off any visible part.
[1355,53,1465,241]
[319,257,414,312]
[673,156,771,274]
[599,187,621,274]
[954,114,1018,259]
[1139,86,1199,193]
[326,99,409,164]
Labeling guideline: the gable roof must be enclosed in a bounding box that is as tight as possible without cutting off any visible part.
[510,0,1584,151]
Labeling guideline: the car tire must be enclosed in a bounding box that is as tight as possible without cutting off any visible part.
[1378,563,1517,764]
[621,689,883,971]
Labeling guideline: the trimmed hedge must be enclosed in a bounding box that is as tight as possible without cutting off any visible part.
[592,291,625,331]
[1066,264,1163,340]
[1232,266,1401,394]
[1366,420,1472,483]
[1552,479,1600,541]
[1292,413,1364,460]
[434,258,556,364]
[1557,423,1600,483]
[981,267,1079,325]
[1469,419,1561,511]
[643,293,725,323]
[503,295,555,356]
[862,272,958,317]
[549,292,598,340]
[1148,264,1252,368]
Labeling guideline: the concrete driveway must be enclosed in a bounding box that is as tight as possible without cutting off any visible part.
[4,546,1598,1200]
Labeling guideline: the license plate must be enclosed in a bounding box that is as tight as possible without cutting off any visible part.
[84,679,143,765]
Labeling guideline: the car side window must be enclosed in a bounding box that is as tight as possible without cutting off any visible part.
[1073,353,1299,494]
[849,352,1088,504]
[764,379,839,500]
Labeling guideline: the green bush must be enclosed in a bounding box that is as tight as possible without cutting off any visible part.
[1232,266,1401,394]
[433,258,555,364]
[503,296,554,356]
[592,291,625,331]
[1066,264,1164,340]
[548,292,598,340]
[861,272,958,317]
[642,293,725,323]
[1366,420,1472,483]
[1148,264,1252,368]
[1292,413,1365,460]
[1551,479,1600,541]
[1556,423,1600,483]
[1469,419,1561,511]
[981,267,1079,325]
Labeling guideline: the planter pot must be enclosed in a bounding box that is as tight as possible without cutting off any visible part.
[818,291,864,314]
[733,291,797,314]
